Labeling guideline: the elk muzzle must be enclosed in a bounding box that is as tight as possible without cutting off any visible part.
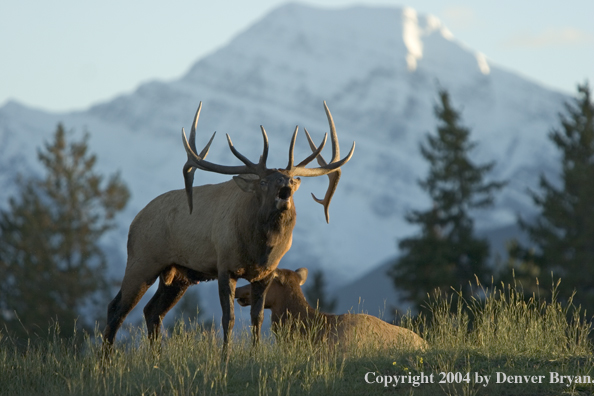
[274,177,300,210]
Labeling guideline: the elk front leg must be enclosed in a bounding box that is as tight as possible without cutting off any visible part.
[249,273,274,346]
[218,271,237,346]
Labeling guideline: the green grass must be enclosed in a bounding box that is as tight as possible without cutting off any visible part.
[1,279,593,396]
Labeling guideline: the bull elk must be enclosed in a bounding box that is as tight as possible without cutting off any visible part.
[102,102,354,350]
[235,268,427,351]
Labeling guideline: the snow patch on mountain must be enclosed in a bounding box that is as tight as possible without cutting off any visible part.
[403,7,423,71]
[476,52,491,74]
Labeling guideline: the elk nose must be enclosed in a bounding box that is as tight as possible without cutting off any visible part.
[278,186,292,200]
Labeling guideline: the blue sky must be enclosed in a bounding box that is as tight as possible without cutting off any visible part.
[1,0,592,112]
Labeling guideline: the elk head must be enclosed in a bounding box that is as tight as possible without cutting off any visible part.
[181,102,355,221]
[236,268,308,309]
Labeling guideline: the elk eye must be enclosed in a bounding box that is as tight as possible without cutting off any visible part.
[260,180,268,187]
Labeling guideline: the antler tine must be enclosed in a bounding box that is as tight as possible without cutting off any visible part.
[259,126,269,167]
[323,101,340,162]
[287,126,329,171]
[189,102,202,155]
[184,126,231,214]
[303,128,340,223]
[182,127,217,168]
[286,125,299,170]
[303,128,327,167]
[291,102,354,177]
[296,132,327,168]
[183,102,217,164]
[225,127,272,175]
[185,102,216,161]
[226,134,257,168]
[182,131,259,176]
[182,110,217,214]
[183,128,217,165]
[290,141,354,177]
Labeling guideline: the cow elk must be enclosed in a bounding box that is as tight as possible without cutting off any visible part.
[235,268,427,351]
[102,102,354,352]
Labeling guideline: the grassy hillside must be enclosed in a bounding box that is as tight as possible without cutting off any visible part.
[1,279,592,396]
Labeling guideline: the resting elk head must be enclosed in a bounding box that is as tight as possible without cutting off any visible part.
[181,102,355,222]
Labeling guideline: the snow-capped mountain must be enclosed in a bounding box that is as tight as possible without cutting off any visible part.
[0,4,569,318]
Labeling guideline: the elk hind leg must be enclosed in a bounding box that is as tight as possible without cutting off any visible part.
[103,275,154,348]
[144,266,191,342]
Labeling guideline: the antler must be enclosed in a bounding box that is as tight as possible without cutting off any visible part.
[182,102,269,213]
[299,101,354,223]
[181,102,355,219]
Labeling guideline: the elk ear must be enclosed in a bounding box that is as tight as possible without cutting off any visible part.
[233,175,257,193]
[295,268,308,285]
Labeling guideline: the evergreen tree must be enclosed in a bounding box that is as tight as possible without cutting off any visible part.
[390,89,505,312]
[495,240,543,298]
[304,269,337,313]
[512,82,594,309]
[0,124,130,339]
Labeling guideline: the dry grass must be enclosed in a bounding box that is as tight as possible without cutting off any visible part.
[1,278,592,395]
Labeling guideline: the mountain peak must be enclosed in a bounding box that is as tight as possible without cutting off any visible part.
[184,2,490,104]
[0,4,569,312]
